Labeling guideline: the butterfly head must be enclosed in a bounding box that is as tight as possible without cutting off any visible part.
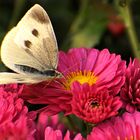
[54,70,63,78]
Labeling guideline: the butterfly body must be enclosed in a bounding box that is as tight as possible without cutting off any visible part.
[0,4,61,84]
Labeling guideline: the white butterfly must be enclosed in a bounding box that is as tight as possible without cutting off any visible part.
[0,4,62,84]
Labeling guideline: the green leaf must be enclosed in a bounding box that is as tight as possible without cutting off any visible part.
[62,0,115,50]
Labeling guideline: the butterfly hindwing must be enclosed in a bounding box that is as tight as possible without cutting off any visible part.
[0,73,47,84]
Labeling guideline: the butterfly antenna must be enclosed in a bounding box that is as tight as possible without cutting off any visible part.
[60,58,86,76]
[52,58,86,85]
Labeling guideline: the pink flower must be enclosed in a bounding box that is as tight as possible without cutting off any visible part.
[0,84,26,125]
[87,111,140,140]
[0,84,35,140]
[21,48,126,115]
[44,127,84,140]
[0,115,35,140]
[121,59,140,113]
[35,113,84,140]
[71,82,122,124]
[0,84,23,94]
[0,84,84,140]
[35,113,66,140]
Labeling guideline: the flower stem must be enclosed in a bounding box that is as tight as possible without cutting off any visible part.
[85,122,94,135]
[65,115,80,131]
[61,0,90,51]
[118,1,140,59]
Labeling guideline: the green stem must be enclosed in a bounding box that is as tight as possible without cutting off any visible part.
[65,115,81,131]
[85,122,95,136]
[118,1,140,58]
[70,0,89,32]
[61,0,90,51]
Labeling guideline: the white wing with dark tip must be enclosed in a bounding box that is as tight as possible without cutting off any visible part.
[1,4,58,74]
[0,4,60,84]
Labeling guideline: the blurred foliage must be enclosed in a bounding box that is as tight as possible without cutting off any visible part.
[62,0,114,50]
[0,0,140,71]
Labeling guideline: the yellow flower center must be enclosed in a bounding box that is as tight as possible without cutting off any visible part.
[63,70,97,90]
[117,135,134,140]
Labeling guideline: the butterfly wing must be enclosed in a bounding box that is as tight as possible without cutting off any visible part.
[0,72,52,84]
[1,4,58,75]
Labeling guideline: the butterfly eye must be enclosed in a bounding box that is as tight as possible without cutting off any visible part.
[32,29,39,37]
[24,40,32,48]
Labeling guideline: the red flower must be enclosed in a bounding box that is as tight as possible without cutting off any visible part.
[87,111,140,140]
[107,15,125,35]
[121,59,140,113]
[108,22,125,35]
[21,48,126,115]
[71,82,122,124]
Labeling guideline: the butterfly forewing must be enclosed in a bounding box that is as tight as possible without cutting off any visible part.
[0,4,60,84]
[15,4,58,70]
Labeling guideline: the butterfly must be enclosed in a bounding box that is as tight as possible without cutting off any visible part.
[0,4,62,84]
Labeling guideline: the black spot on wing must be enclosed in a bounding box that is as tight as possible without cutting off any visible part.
[24,40,32,48]
[32,29,39,37]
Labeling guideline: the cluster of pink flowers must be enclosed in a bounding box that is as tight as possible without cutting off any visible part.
[1,48,140,139]
[0,84,83,140]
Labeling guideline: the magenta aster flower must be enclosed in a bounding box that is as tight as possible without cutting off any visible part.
[121,59,140,113]
[0,84,35,140]
[87,111,140,140]
[21,48,126,115]
[0,84,23,94]
[0,84,26,125]
[44,127,84,140]
[35,113,66,140]
[0,115,35,140]
[35,112,84,140]
[71,82,122,124]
